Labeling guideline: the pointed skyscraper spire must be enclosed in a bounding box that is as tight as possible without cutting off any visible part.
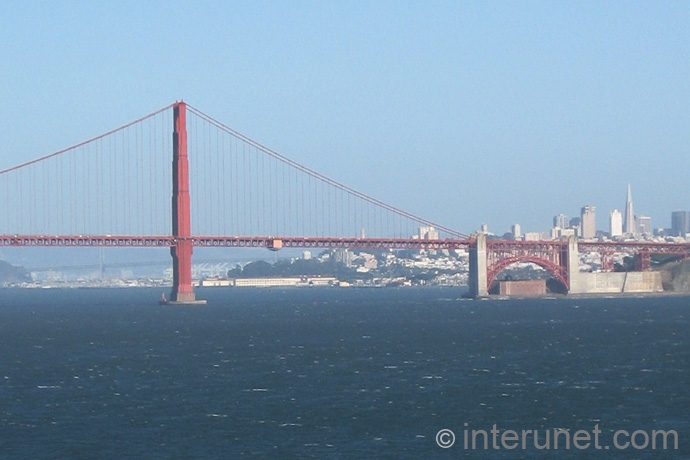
[624,183,635,234]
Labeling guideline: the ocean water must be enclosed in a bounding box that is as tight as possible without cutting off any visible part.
[0,287,688,459]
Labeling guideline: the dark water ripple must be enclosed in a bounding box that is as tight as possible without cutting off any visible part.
[0,288,688,459]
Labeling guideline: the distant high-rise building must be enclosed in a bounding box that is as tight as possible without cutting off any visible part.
[624,184,635,234]
[636,215,652,236]
[511,224,521,239]
[334,249,353,267]
[581,205,596,239]
[551,227,576,239]
[671,211,690,236]
[524,232,546,241]
[418,226,439,240]
[569,217,581,237]
[560,228,576,237]
[553,214,569,230]
[610,209,623,237]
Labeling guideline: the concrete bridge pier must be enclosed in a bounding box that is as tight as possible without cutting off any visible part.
[469,233,488,297]
[566,236,582,294]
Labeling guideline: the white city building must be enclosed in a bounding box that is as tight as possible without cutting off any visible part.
[610,209,623,237]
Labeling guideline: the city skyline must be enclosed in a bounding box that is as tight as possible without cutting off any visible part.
[496,183,689,239]
[2,3,689,235]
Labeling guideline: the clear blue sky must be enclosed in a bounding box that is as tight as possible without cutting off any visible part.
[2,1,689,235]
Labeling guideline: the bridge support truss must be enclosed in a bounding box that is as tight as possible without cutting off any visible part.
[469,234,574,297]
[467,235,688,297]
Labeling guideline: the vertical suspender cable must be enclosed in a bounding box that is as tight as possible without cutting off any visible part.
[255,146,260,235]
[148,117,153,234]
[217,126,222,236]
[233,137,238,236]
[125,129,130,234]
[261,142,265,236]
[282,159,287,236]
[109,135,114,234]
[82,144,87,234]
[245,143,249,236]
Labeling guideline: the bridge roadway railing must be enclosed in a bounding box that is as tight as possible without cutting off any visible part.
[580,240,690,271]
[0,234,472,251]
[579,240,690,255]
[0,235,176,247]
[4,234,689,260]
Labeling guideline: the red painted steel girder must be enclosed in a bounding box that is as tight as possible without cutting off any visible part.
[636,249,652,271]
[191,236,472,250]
[484,240,569,290]
[484,239,690,260]
[4,235,688,261]
[487,256,569,291]
[482,239,690,254]
[598,249,616,272]
[486,241,568,269]
[0,235,472,250]
[580,241,690,255]
[0,235,175,247]
[486,239,569,249]
[486,240,568,258]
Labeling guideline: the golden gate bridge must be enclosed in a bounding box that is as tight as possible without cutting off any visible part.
[1,102,689,301]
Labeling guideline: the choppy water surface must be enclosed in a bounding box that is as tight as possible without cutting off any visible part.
[0,288,688,458]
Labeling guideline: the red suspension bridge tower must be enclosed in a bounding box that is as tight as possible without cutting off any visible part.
[169,102,205,304]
